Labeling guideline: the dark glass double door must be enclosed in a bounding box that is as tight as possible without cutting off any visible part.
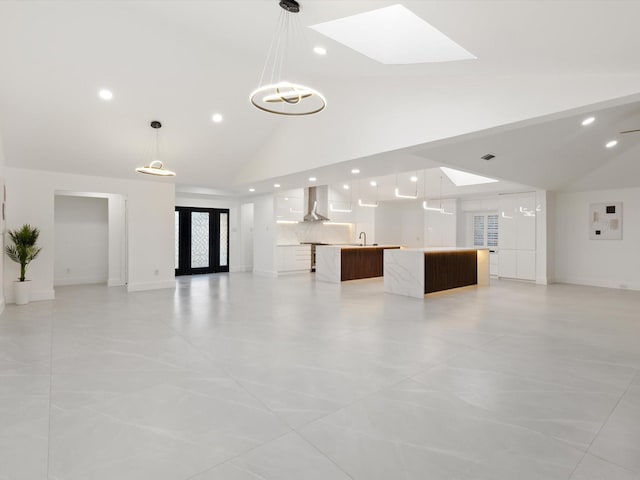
[175,207,229,275]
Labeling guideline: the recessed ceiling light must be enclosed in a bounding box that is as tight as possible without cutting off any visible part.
[351,168,360,174]
[370,181,377,187]
[273,183,281,188]
[309,177,317,182]
[410,175,418,182]
[440,167,498,187]
[98,89,113,101]
[606,140,618,148]
[310,4,476,65]
[313,46,327,55]
[581,116,595,126]
[212,113,223,123]
[249,188,255,192]
[343,184,350,190]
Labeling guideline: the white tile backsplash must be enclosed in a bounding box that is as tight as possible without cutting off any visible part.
[277,223,354,245]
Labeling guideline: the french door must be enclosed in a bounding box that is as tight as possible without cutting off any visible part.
[175,207,229,276]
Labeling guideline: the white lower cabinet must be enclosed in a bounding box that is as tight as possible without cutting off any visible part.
[498,192,537,281]
[277,245,311,272]
[516,250,536,280]
[498,250,517,278]
[489,251,499,276]
[499,249,535,280]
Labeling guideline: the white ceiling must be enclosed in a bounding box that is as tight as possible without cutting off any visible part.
[1,1,639,196]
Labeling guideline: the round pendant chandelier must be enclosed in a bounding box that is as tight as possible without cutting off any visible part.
[136,121,176,177]
[250,0,326,116]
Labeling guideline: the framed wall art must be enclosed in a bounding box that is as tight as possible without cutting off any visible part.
[589,202,622,240]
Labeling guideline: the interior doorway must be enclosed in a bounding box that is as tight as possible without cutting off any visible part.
[175,207,230,276]
[53,192,127,287]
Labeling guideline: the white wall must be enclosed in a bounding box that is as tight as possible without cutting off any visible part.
[108,194,127,286]
[424,199,457,247]
[174,194,246,272]
[240,203,254,272]
[355,204,376,246]
[252,194,277,277]
[375,201,426,247]
[54,196,108,286]
[555,187,640,290]
[0,133,6,313]
[375,202,410,247]
[125,180,175,292]
[4,168,175,302]
[546,192,556,284]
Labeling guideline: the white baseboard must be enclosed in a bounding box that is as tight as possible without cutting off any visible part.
[496,277,535,284]
[0,298,5,316]
[277,270,312,276]
[54,276,108,287]
[554,276,640,291]
[230,265,253,273]
[108,279,126,287]
[127,280,176,292]
[252,269,278,279]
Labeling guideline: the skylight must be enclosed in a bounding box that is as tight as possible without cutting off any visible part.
[309,4,476,65]
[440,167,498,187]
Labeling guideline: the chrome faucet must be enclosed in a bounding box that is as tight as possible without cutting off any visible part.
[358,231,367,246]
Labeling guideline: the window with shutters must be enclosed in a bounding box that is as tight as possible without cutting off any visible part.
[473,215,485,246]
[471,213,499,248]
[487,214,499,247]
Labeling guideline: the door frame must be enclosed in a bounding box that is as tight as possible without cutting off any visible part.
[175,207,230,276]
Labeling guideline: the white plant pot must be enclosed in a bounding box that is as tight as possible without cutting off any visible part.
[14,280,31,305]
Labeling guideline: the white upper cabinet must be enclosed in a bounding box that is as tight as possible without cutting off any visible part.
[516,194,536,251]
[499,196,517,249]
[275,189,304,221]
[498,192,536,280]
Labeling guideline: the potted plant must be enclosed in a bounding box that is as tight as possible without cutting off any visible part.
[5,224,42,305]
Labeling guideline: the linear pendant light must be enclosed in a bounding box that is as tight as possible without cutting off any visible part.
[358,180,378,207]
[136,121,176,177]
[394,173,418,199]
[330,182,353,212]
[423,173,452,214]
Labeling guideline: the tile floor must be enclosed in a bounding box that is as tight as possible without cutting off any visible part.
[1,273,639,479]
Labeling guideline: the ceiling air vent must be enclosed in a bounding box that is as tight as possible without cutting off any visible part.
[481,153,496,161]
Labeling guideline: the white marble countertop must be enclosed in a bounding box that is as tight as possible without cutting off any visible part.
[317,244,402,250]
[384,247,490,298]
[397,247,490,253]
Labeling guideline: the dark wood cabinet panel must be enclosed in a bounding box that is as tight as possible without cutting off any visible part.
[424,251,477,294]
[341,247,400,281]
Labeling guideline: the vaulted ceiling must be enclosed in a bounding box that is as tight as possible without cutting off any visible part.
[1,1,639,196]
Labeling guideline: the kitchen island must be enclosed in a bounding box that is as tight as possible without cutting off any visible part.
[316,245,401,283]
[384,248,489,298]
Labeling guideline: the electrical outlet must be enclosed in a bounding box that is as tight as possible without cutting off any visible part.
[66,268,71,274]
[154,269,159,276]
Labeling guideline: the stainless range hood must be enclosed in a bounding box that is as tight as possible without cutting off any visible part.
[303,186,330,222]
